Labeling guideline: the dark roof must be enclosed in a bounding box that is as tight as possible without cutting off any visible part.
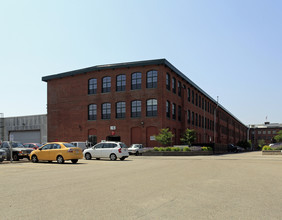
[42,58,246,127]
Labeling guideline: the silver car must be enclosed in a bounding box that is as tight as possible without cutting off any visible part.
[84,141,129,161]
[0,149,6,162]
[128,144,144,156]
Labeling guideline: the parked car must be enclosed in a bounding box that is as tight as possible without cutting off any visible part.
[84,141,129,161]
[30,142,83,164]
[128,144,144,156]
[0,141,34,161]
[23,143,42,150]
[236,146,245,152]
[269,143,282,149]
[0,149,6,162]
[227,144,237,153]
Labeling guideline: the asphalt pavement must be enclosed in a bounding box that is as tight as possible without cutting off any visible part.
[1,151,282,220]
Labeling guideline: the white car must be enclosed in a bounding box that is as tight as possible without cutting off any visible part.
[83,141,129,161]
[128,144,144,156]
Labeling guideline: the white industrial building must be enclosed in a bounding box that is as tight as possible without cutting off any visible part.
[0,114,47,143]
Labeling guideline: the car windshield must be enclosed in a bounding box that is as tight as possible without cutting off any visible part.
[63,143,76,148]
[12,142,24,148]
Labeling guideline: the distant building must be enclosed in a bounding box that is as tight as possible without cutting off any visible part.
[42,59,247,147]
[249,122,282,148]
[0,114,47,143]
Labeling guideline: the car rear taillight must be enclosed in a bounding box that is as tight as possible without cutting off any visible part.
[118,148,122,153]
[68,149,74,153]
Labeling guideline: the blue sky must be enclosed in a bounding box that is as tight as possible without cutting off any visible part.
[0,0,281,125]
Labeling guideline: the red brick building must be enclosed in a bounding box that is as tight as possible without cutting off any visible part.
[42,59,247,147]
[249,122,282,148]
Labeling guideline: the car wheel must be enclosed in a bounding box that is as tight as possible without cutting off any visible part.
[71,159,78,164]
[96,158,100,160]
[13,153,19,161]
[135,151,139,156]
[48,161,52,163]
[0,159,3,163]
[120,157,125,161]
[31,155,38,163]
[57,155,64,164]
[85,153,92,160]
[110,153,117,161]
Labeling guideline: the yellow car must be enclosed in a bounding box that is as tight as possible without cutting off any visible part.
[30,142,83,164]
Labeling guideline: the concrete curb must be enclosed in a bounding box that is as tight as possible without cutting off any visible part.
[143,151,213,156]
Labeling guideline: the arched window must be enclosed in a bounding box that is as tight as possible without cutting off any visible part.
[166,101,170,118]
[166,73,170,90]
[116,102,126,119]
[187,110,191,124]
[131,100,141,118]
[116,74,126,92]
[88,104,97,120]
[172,103,176,120]
[102,77,111,93]
[172,77,176,93]
[146,70,157,88]
[178,81,181,96]
[178,105,181,121]
[101,103,111,119]
[131,72,142,90]
[146,99,157,117]
[88,78,97,94]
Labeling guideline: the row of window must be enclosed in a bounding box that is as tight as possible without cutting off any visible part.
[88,70,158,95]
[165,100,214,130]
[166,73,215,115]
[88,99,158,120]
[253,130,278,135]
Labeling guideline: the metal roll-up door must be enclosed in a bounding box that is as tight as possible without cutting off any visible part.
[9,130,41,143]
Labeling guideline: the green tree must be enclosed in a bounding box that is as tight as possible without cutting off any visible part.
[274,131,282,143]
[154,128,174,146]
[180,129,196,146]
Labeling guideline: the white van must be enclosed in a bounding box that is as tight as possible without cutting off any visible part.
[71,142,88,151]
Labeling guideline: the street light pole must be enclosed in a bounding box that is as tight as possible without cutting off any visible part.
[214,96,219,144]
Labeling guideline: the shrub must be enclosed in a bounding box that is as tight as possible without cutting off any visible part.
[153,147,159,151]
[183,146,191,152]
[171,147,181,152]
[175,147,181,152]
[159,147,165,151]
[262,145,273,151]
[201,146,212,151]
[165,147,172,151]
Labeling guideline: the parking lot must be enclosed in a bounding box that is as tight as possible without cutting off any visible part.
[1,152,282,220]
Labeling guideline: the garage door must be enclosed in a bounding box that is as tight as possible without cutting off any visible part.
[10,130,41,143]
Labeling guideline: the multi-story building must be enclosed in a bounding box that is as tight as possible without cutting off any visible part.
[249,122,282,148]
[42,59,247,147]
